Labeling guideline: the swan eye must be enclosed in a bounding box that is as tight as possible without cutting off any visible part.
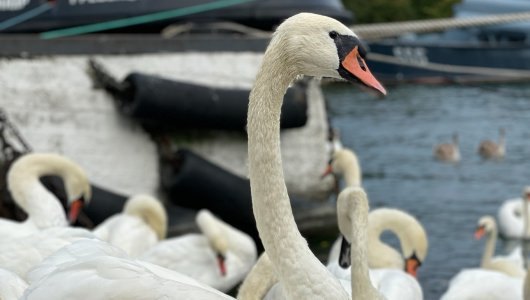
[329,31,338,39]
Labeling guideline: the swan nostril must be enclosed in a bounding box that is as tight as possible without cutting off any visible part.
[357,56,367,71]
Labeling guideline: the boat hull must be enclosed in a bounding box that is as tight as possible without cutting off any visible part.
[366,39,530,84]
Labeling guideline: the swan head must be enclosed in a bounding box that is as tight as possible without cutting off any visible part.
[336,186,369,268]
[64,167,92,225]
[321,148,360,179]
[474,215,496,240]
[124,194,168,240]
[196,209,229,276]
[271,13,386,95]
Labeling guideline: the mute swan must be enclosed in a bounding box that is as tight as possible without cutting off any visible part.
[498,186,530,239]
[247,12,385,300]
[0,153,91,240]
[433,133,460,163]
[93,194,167,257]
[440,268,523,300]
[321,148,362,187]
[22,239,235,299]
[474,215,526,277]
[0,268,27,300]
[140,209,257,292]
[478,128,505,159]
[0,227,94,280]
[322,148,427,277]
[330,188,423,300]
[328,208,428,277]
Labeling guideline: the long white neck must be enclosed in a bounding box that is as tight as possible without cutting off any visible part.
[7,156,68,228]
[343,163,361,187]
[367,209,419,269]
[480,228,497,267]
[523,199,530,238]
[247,40,347,299]
[346,192,383,299]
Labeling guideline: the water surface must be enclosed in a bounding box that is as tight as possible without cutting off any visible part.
[323,83,530,299]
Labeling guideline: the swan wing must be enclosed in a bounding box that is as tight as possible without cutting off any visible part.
[441,268,523,300]
[0,219,38,240]
[141,234,244,291]
[24,239,234,300]
[0,227,94,280]
[0,268,28,300]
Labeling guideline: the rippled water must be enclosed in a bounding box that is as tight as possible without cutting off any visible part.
[323,83,530,299]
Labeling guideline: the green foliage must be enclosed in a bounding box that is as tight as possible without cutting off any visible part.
[343,0,461,24]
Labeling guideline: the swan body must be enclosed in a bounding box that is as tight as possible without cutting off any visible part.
[141,209,257,292]
[93,194,167,257]
[0,227,94,280]
[441,268,523,300]
[0,268,27,300]
[0,153,91,240]
[498,187,530,239]
[434,133,460,163]
[474,215,526,277]
[22,239,235,300]
[247,12,385,300]
[478,128,505,159]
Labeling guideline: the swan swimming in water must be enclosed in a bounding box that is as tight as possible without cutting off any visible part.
[433,133,460,163]
[474,215,525,277]
[498,186,530,239]
[478,128,505,159]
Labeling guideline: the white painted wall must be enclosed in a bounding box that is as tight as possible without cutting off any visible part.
[0,52,334,200]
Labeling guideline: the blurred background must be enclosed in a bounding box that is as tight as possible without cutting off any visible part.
[1,0,530,299]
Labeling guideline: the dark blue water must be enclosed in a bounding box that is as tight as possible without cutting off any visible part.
[323,83,530,299]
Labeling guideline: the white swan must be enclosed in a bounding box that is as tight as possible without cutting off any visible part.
[0,227,94,280]
[0,268,27,300]
[474,215,526,277]
[329,188,423,300]
[22,239,235,299]
[93,194,167,257]
[322,147,428,277]
[433,133,460,163]
[0,153,91,240]
[328,207,428,277]
[247,12,385,300]
[140,209,257,292]
[440,268,523,300]
[498,186,530,239]
[478,128,505,159]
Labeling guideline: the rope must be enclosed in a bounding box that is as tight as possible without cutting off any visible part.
[367,52,530,78]
[0,2,53,31]
[40,0,254,39]
[352,12,530,40]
